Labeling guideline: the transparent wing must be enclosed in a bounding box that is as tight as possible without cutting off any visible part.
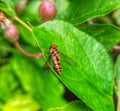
[43,56,53,71]
[60,53,77,67]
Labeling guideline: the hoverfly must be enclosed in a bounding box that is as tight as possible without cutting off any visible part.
[49,44,62,74]
[44,44,77,74]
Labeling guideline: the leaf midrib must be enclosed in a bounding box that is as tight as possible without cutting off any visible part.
[42,23,112,100]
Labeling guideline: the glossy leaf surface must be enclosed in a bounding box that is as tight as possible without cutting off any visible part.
[48,100,93,111]
[115,55,120,111]
[2,95,40,111]
[12,53,66,111]
[33,20,114,111]
[0,1,16,16]
[115,55,120,92]
[66,0,120,24]
[0,64,19,102]
[80,24,120,50]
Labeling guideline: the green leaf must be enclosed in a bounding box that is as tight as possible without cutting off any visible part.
[22,1,40,22]
[0,64,20,102]
[114,55,120,111]
[66,0,120,24]
[0,102,3,111]
[0,38,11,58]
[1,0,14,8]
[48,100,93,111]
[16,24,37,47]
[2,95,41,111]
[55,0,70,20]
[115,55,120,92]
[33,20,114,111]
[80,24,120,51]
[0,2,16,16]
[12,53,66,111]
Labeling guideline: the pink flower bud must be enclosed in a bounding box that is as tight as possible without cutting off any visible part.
[39,0,57,22]
[2,19,12,29]
[4,25,19,42]
[15,0,28,14]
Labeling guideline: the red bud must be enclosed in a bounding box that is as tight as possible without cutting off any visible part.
[4,25,19,42]
[39,0,57,22]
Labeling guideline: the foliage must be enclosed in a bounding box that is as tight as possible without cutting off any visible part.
[0,0,120,111]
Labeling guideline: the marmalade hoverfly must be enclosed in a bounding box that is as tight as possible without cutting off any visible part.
[44,44,77,74]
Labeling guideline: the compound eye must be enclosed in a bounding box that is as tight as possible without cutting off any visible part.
[50,45,56,49]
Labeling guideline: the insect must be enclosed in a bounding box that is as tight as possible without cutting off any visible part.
[44,44,77,74]
[49,44,62,74]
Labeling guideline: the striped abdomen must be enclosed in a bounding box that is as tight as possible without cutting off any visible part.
[50,45,62,74]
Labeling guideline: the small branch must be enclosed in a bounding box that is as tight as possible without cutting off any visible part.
[13,16,32,32]
[0,12,43,58]
[86,19,93,24]
[114,46,120,50]
[75,19,93,28]
[113,46,120,52]
[14,41,43,58]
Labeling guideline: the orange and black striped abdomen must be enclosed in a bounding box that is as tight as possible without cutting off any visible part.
[50,45,62,74]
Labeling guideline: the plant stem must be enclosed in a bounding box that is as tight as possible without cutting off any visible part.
[13,16,44,58]
[117,95,120,111]
[13,16,61,77]
[14,41,43,58]
[13,16,32,32]
[86,19,93,24]
[113,46,120,53]
[114,46,120,50]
